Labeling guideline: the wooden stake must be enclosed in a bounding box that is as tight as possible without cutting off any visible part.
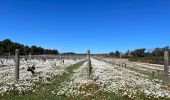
[15,49,20,81]
[164,51,169,85]
[87,50,92,79]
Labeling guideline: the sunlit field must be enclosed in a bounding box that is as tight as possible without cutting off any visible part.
[0,54,170,100]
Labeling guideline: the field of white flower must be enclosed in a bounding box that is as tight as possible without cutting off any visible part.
[0,57,170,100]
[56,58,170,99]
[0,58,83,97]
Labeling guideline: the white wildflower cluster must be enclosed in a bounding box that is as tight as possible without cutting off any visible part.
[57,62,95,97]
[92,59,170,99]
[0,58,83,96]
[56,58,170,99]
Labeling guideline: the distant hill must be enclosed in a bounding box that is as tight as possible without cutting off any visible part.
[61,52,77,55]
[0,39,58,55]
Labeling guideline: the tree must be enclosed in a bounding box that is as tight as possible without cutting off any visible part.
[0,39,59,55]
[115,51,120,57]
[109,52,114,57]
[24,46,31,54]
[153,47,163,56]
[131,48,146,57]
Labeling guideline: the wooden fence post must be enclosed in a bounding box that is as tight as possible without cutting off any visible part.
[119,53,122,66]
[164,51,169,85]
[87,50,92,79]
[29,52,32,59]
[15,49,20,81]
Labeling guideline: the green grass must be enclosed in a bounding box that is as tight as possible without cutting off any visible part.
[126,65,170,83]
[126,56,166,65]
[0,60,86,100]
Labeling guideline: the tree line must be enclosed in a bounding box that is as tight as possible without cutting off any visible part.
[108,46,170,64]
[109,46,170,57]
[0,39,59,55]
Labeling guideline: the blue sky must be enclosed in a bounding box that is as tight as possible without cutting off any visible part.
[0,0,170,53]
